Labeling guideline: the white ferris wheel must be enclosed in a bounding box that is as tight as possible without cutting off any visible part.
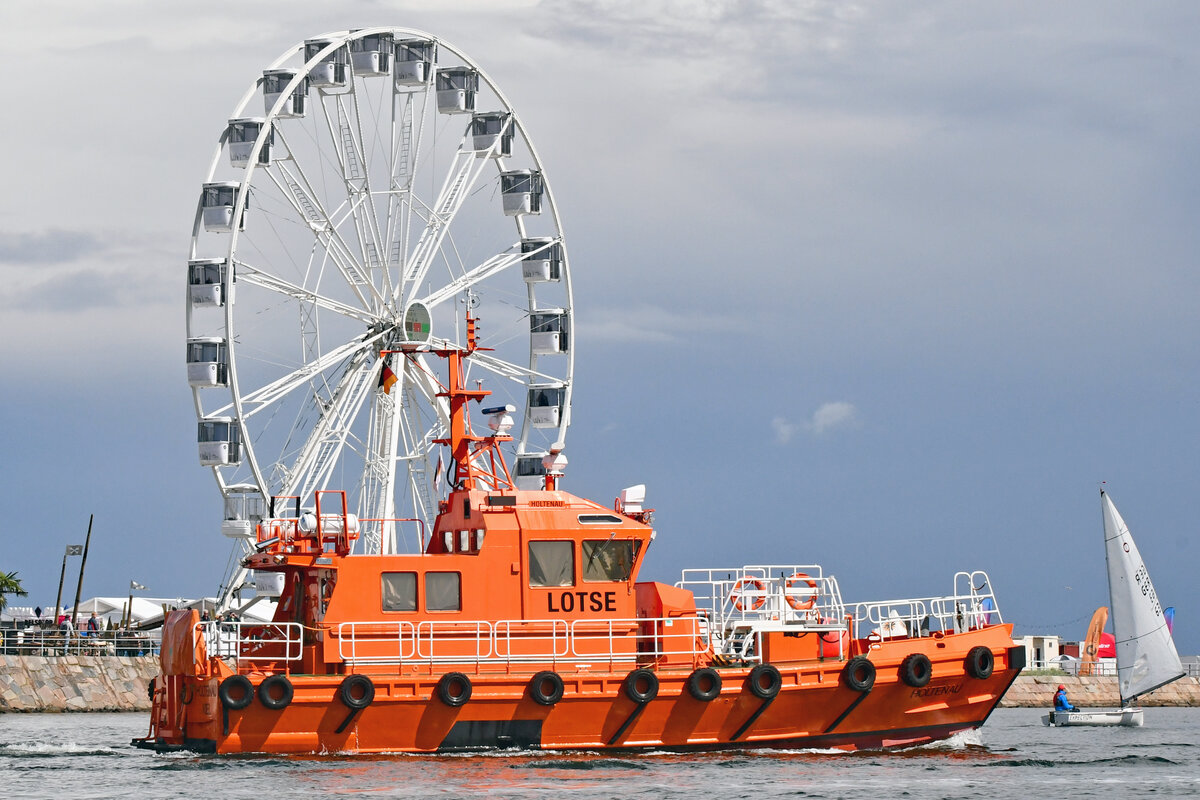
[185,29,574,603]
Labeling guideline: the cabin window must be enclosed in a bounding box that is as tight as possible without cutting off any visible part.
[381,572,417,612]
[426,572,461,611]
[578,514,622,524]
[528,541,573,587]
[583,540,638,582]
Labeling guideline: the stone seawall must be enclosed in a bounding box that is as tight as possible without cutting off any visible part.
[0,655,157,712]
[1000,674,1200,708]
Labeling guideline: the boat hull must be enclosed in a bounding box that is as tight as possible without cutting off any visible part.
[1042,708,1143,727]
[135,634,1023,755]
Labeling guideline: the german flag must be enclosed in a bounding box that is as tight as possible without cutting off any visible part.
[379,363,398,394]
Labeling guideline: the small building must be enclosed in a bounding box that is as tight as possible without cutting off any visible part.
[1014,634,1061,669]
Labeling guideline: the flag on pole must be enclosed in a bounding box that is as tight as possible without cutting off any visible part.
[130,580,147,591]
[379,363,398,394]
[66,545,83,556]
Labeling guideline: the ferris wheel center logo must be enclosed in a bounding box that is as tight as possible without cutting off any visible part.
[403,302,432,343]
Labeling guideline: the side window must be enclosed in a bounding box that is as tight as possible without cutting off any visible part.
[583,540,638,582]
[381,572,417,612]
[528,541,574,587]
[426,572,461,611]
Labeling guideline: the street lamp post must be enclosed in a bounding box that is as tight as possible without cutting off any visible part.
[53,545,83,624]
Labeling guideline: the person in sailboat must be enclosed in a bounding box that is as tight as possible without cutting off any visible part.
[1053,684,1077,712]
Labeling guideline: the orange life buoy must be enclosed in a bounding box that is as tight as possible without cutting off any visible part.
[731,578,766,611]
[784,572,818,610]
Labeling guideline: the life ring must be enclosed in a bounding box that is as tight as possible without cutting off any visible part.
[218,674,254,710]
[339,674,375,710]
[784,573,818,611]
[966,646,994,680]
[730,578,766,612]
[258,674,294,710]
[624,668,659,704]
[843,656,875,693]
[686,667,722,702]
[900,653,932,688]
[437,672,473,707]
[529,671,564,706]
[747,663,782,700]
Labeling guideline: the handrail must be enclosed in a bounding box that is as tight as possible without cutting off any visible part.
[335,615,707,667]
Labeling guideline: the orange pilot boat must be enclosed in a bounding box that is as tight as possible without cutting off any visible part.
[136,314,1023,755]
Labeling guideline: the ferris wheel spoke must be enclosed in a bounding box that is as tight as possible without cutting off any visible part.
[416,244,525,309]
[463,350,566,388]
[231,332,384,419]
[278,352,379,499]
[261,156,385,311]
[236,260,378,324]
[399,146,494,307]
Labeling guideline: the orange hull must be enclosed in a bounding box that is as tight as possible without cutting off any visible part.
[138,626,1021,754]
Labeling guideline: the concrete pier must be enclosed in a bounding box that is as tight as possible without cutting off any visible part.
[0,655,157,712]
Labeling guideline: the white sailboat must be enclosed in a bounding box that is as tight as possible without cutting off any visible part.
[1044,491,1184,727]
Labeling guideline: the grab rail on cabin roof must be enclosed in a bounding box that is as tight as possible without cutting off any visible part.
[334,616,711,669]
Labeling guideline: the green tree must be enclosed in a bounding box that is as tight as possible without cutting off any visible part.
[0,570,27,612]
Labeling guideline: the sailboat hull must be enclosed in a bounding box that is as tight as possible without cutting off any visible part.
[1043,708,1143,727]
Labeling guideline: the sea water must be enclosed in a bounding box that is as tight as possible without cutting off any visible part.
[2,708,1198,799]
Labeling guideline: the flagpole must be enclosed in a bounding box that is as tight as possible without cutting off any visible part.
[70,514,94,629]
[53,553,68,624]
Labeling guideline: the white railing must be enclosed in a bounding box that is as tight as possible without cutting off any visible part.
[337,616,708,668]
[852,570,1002,640]
[678,565,847,630]
[0,627,161,657]
[197,621,304,665]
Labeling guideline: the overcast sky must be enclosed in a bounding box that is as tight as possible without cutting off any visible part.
[2,1,1198,655]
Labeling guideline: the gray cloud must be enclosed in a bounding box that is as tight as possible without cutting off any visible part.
[0,229,99,264]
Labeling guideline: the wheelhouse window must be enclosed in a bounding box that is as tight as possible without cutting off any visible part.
[381,572,416,612]
[528,541,574,587]
[583,539,638,582]
[426,572,461,611]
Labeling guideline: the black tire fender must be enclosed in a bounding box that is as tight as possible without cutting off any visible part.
[844,656,876,693]
[686,667,723,702]
[437,672,473,707]
[218,674,254,710]
[900,653,933,688]
[258,674,294,710]
[339,674,375,710]
[966,646,994,680]
[529,671,565,706]
[747,663,782,700]
[624,668,659,704]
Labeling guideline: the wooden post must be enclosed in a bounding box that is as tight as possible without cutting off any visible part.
[70,514,94,629]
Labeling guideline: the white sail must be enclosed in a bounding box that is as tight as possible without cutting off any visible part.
[1101,491,1184,706]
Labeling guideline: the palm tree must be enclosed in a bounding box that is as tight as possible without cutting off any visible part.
[0,570,27,612]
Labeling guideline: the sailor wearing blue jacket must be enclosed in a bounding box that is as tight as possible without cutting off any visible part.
[1053,685,1076,711]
